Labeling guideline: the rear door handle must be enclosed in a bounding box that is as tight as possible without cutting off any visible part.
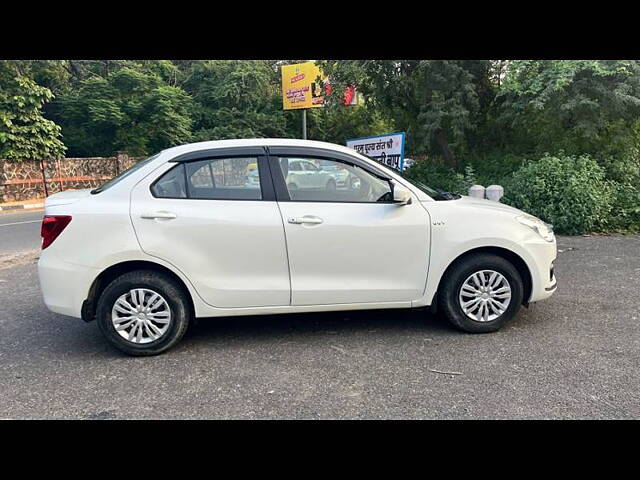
[288,216,323,225]
[141,211,177,220]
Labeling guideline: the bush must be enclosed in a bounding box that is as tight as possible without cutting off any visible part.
[502,153,613,235]
[464,152,526,187]
[598,152,640,232]
[403,159,468,195]
[608,182,640,232]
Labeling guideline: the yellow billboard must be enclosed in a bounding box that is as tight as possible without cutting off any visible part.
[281,62,328,110]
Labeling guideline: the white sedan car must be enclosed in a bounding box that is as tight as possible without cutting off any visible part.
[38,139,557,356]
[284,158,335,191]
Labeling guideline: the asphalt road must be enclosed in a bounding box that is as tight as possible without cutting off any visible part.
[0,210,43,255]
[0,231,638,419]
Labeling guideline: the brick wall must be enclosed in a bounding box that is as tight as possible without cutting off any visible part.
[0,152,143,203]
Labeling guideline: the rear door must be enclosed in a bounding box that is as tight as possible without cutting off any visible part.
[130,148,290,308]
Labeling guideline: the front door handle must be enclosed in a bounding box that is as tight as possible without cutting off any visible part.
[288,216,323,225]
[141,211,177,220]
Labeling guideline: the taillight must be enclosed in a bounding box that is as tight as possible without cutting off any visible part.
[41,215,72,250]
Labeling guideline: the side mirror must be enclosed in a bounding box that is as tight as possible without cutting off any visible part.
[392,182,412,205]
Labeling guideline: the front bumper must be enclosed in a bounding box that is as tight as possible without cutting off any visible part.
[525,239,557,303]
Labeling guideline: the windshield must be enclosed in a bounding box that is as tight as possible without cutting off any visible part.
[91,154,160,194]
[362,155,460,201]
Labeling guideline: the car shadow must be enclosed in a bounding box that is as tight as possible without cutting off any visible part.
[182,307,454,347]
[24,301,455,359]
[31,300,537,359]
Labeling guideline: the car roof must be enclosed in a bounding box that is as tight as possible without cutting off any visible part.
[158,138,361,160]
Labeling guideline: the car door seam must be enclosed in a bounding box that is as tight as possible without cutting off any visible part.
[416,201,433,306]
[265,148,293,306]
[274,199,293,306]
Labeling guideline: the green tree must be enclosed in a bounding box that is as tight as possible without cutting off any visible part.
[307,104,393,145]
[498,60,640,157]
[183,60,294,141]
[320,60,495,167]
[55,67,193,156]
[0,62,66,160]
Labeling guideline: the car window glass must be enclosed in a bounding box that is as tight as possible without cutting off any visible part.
[278,157,393,203]
[150,157,261,200]
[289,161,302,172]
[151,164,187,198]
[303,161,319,171]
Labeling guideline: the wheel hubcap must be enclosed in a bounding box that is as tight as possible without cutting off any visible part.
[458,270,511,322]
[111,288,171,344]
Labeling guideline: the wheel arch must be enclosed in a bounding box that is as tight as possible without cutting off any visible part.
[81,260,195,322]
[433,246,532,309]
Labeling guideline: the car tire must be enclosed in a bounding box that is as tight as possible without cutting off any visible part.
[96,270,191,356]
[437,254,523,333]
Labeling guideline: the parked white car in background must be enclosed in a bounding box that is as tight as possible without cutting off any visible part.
[38,139,557,355]
[402,157,416,170]
[284,158,335,191]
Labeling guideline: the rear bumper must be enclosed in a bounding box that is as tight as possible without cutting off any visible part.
[37,251,99,318]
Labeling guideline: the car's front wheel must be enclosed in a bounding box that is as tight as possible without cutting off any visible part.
[96,270,191,356]
[438,253,523,333]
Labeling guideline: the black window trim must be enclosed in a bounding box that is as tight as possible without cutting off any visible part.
[168,146,267,163]
[150,150,275,202]
[152,144,397,203]
[265,146,396,204]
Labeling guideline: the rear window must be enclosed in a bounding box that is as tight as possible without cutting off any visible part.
[151,164,187,198]
[152,157,262,201]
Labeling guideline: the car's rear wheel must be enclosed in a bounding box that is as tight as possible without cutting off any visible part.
[96,270,191,356]
[437,254,523,333]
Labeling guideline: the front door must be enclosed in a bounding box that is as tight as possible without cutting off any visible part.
[271,152,431,306]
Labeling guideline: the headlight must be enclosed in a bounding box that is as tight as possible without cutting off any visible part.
[516,215,555,242]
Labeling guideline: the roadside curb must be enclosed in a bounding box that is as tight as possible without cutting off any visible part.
[0,203,45,213]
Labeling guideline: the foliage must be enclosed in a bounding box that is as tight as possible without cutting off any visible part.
[463,164,477,188]
[184,60,293,141]
[0,62,66,160]
[463,151,526,187]
[1,59,639,232]
[307,104,394,145]
[53,67,193,156]
[498,60,640,157]
[599,148,640,232]
[403,159,468,195]
[502,153,613,234]
[609,182,640,232]
[320,60,496,167]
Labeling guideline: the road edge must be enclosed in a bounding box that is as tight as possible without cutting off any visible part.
[0,203,45,214]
